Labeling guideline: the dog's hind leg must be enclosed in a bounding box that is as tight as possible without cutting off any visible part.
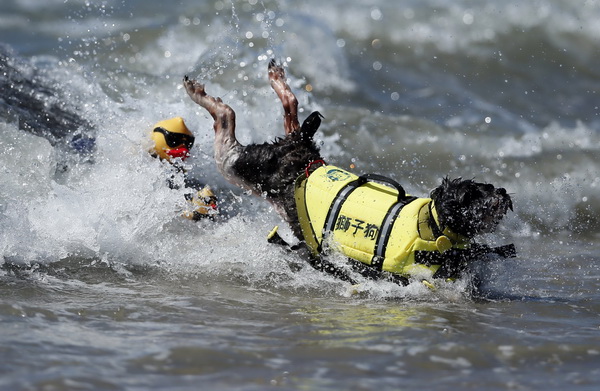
[268,60,300,136]
[183,76,237,142]
[183,76,241,183]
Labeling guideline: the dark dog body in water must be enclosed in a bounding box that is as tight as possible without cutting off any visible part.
[184,61,514,286]
[0,44,95,154]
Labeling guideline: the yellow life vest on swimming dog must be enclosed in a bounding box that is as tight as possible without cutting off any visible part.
[294,165,470,280]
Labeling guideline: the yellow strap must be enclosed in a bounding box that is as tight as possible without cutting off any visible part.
[294,175,320,256]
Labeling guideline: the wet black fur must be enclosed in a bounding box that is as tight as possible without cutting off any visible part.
[430,177,513,238]
[231,112,323,238]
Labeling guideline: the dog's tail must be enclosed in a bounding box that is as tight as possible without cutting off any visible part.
[299,111,324,141]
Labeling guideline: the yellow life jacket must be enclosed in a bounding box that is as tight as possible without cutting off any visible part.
[294,165,470,280]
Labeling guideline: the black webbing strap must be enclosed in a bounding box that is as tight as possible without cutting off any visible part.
[371,196,417,270]
[428,202,445,239]
[415,243,517,279]
[320,177,366,251]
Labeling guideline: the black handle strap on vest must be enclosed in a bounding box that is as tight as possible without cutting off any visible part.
[359,173,407,203]
[322,174,406,240]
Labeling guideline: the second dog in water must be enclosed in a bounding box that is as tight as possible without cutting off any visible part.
[183,60,515,287]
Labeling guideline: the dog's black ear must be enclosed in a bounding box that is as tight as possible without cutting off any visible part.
[300,111,324,141]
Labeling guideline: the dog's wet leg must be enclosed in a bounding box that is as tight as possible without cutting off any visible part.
[183,76,237,143]
[183,75,243,186]
[268,60,300,136]
[308,254,357,285]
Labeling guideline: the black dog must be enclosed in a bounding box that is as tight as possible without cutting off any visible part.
[183,60,514,286]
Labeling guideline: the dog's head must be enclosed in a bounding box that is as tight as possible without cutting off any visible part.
[430,178,513,238]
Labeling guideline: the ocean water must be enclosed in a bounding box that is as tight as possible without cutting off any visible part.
[1,0,600,390]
